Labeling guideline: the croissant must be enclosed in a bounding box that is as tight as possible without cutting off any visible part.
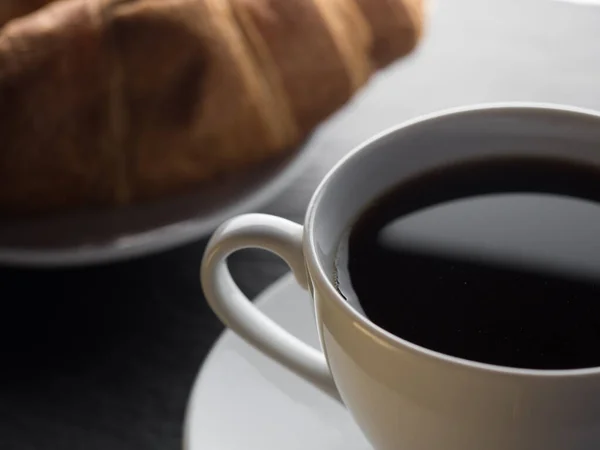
[0,0,53,27]
[0,0,425,216]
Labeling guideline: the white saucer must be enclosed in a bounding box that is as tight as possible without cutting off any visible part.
[183,274,371,450]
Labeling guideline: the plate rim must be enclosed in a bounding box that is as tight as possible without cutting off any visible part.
[182,273,298,450]
[0,142,315,267]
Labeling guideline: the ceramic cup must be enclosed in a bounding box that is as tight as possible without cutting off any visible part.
[201,103,600,450]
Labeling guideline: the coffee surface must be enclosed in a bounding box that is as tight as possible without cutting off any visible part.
[336,157,600,370]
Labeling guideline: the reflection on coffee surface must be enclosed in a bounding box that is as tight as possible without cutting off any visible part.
[335,157,600,370]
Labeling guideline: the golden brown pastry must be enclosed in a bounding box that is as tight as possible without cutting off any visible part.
[0,0,425,216]
[0,0,55,27]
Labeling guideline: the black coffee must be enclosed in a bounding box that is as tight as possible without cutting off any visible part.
[335,157,600,370]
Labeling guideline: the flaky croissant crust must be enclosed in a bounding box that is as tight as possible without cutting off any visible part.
[0,0,424,216]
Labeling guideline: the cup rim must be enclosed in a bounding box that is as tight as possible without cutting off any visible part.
[305,101,600,379]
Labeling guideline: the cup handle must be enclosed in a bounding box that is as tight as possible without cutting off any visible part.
[201,213,341,401]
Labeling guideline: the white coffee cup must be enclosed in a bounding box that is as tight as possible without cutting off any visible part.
[201,103,600,450]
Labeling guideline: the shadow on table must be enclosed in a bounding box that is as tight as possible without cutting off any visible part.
[0,239,216,449]
[0,238,288,450]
